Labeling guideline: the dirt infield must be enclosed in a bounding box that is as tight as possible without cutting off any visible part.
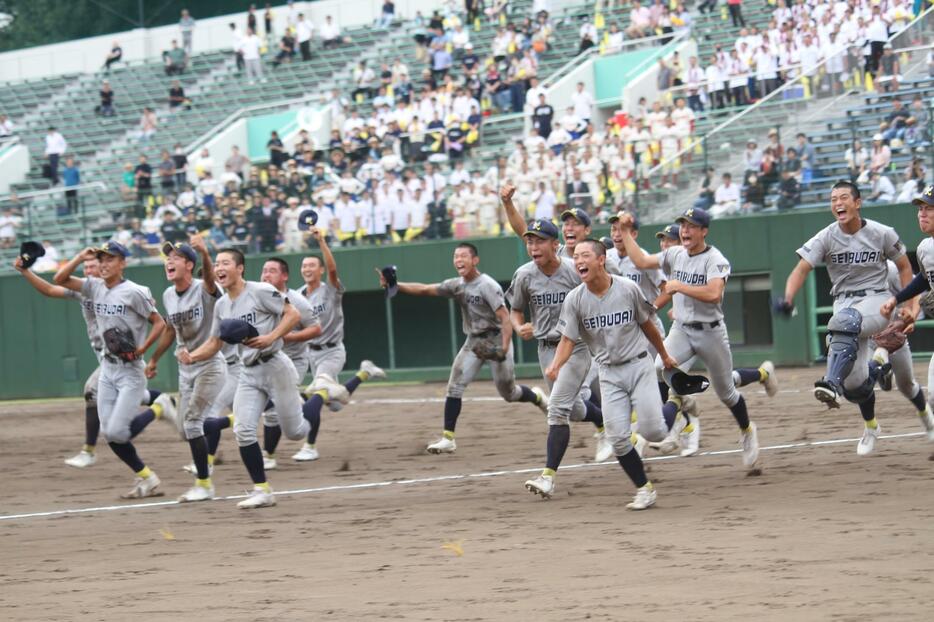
[2,365,933,621]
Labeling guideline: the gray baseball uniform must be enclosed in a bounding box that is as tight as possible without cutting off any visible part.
[303,280,347,381]
[915,238,934,410]
[163,279,227,439]
[560,243,621,275]
[507,257,589,425]
[265,287,318,427]
[204,342,241,420]
[211,281,309,446]
[797,219,905,392]
[80,277,157,443]
[655,244,740,407]
[607,246,666,354]
[439,273,522,400]
[63,289,104,405]
[558,276,667,455]
[872,261,920,401]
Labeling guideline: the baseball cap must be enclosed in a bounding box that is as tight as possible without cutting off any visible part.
[161,241,197,263]
[675,207,711,228]
[608,210,639,229]
[523,218,560,239]
[655,224,681,240]
[913,183,934,207]
[560,207,592,227]
[218,319,259,344]
[95,240,131,258]
[297,209,319,230]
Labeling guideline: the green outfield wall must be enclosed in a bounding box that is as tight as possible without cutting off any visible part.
[0,203,925,400]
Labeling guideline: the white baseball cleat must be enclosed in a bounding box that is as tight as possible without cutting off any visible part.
[740,421,760,468]
[237,486,277,509]
[178,483,215,503]
[426,436,456,454]
[262,452,278,470]
[532,387,549,415]
[920,405,934,441]
[65,450,96,468]
[680,415,701,457]
[760,360,779,397]
[653,412,685,455]
[307,374,350,405]
[633,433,648,459]
[524,474,555,499]
[359,360,387,379]
[182,463,214,476]
[121,473,163,499]
[155,393,178,427]
[857,424,881,456]
[292,443,320,461]
[594,431,614,462]
[626,485,657,511]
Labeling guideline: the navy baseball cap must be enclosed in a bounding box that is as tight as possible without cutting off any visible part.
[95,240,131,258]
[675,207,711,228]
[297,208,319,231]
[655,224,680,240]
[162,241,197,263]
[598,236,614,250]
[914,184,934,207]
[218,319,260,344]
[608,210,639,229]
[524,218,560,239]
[560,207,592,227]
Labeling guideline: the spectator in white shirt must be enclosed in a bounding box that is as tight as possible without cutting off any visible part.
[320,15,342,49]
[627,4,652,38]
[0,114,14,137]
[240,27,265,84]
[334,192,359,245]
[866,171,895,204]
[279,197,304,252]
[570,82,594,122]
[606,23,624,54]
[296,13,314,61]
[44,127,67,185]
[531,181,556,220]
[711,172,741,217]
[0,207,21,248]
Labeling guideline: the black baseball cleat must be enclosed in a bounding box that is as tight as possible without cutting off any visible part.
[813,380,841,409]
[878,363,893,392]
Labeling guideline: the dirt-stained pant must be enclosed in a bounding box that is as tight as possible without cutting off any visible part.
[447,337,522,400]
[539,341,590,425]
[97,359,150,443]
[233,351,309,446]
[204,359,241,420]
[177,355,227,440]
[601,354,667,455]
[656,322,741,407]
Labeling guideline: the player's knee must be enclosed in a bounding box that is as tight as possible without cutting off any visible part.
[497,381,520,401]
[636,411,667,443]
[182,419,204,440]
[84,391,97,407]
[567,399,587,422]
[281,416,309,441]
[842,377,874,403]
[547,412,571,426]
[446,382,466,399]
[611,433,633,456]
[102,419,131,444]
[233,420,258,446]
[263,410,280,426]
[717,386,741,408]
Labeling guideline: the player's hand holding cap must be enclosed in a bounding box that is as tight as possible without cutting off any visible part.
[95,240,131,258]
[663,367,710,395]
[523,218,560,239]
[381,265,399,299]
[609,210,638,229]
[655,224,680,240]
[560,207,592,226]
[219,319,260,344]
[675,207,710,228]
[297,209,319,231]
[18,240,45,269]
[161,241,198,263]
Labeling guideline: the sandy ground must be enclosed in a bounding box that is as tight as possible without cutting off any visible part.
[1,365,934,621]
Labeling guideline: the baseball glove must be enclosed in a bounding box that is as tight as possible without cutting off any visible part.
[103,327,139,361]
[872,318,908,353]
[920,290,934,319]
[471,339,507,362]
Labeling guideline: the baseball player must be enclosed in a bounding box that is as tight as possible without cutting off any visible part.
[295,227,386,461]
[872,260,933,427]
[506,218,612,498]
[145,237,226,502]
[879,187,934,444]
[54,241,171,498]
[545,239,681,509]
[782,180,914,455]
[178,247,348,509]
[378,242,547,453]
[615,208,761,472]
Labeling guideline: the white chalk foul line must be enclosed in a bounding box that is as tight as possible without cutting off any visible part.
[0,430,927,523]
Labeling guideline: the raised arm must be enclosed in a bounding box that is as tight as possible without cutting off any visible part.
[500,183,527,237]
[615,214,661,269]
[190,234,217,295]
[375,267,439,296]
[54,247,97,290]
[312,227,339,285]
[783,258,813,306]
[14,259,73,298]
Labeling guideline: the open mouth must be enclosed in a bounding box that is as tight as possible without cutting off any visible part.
[166,265,177,278]
[216,270,229,284]
[577,265,589,278]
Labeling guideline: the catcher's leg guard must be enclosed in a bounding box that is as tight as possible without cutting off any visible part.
[823,308,862,393]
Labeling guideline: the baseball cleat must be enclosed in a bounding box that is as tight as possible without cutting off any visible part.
[237,486,277,509]
[652,412,685,455]
[178,483,215,503]
[594,431,614,462]
[633,433,648,459]
[307,374,350,405]
[532,387,549,415]
[524,474,555,499]
[155,393,178,427]
[813,380,841,409]
[856,424,881,456]
[626,485,657,511]
[740,421,760,468]
[182,463,214,476]
[65,450,96,468]
[920,405,934,441]
[760,360,779,397]
[680,415,701,457]
[426,436,456,454]
[262,451,278,470]
[359,360,387,379]
[292,443,320,461]
[121,473,163,499]
[873,348,892,391]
